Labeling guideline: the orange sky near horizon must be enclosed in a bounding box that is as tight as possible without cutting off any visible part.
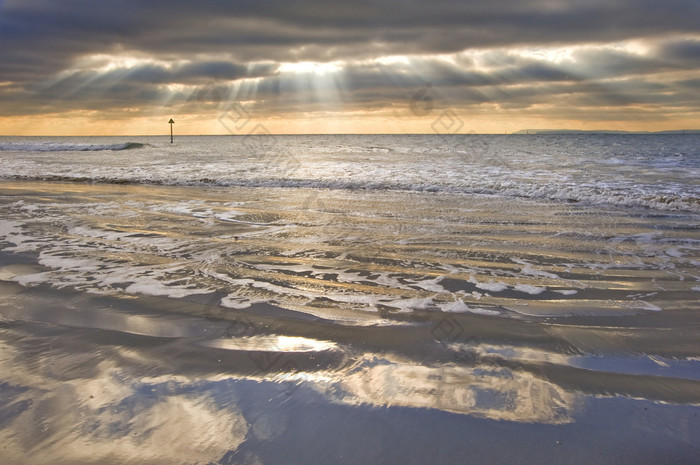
[1,110,698,137]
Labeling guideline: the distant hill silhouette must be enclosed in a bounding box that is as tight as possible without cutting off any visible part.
[512,129,700,135]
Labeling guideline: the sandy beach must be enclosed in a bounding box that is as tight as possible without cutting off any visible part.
[1,135,699,463]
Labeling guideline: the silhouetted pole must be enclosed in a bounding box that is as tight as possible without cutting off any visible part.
[168,118,175,143]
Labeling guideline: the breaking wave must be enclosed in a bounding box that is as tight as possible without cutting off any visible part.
[3,173,699,213]
[0,142,145,152]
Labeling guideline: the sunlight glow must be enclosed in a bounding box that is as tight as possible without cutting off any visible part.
[373,55,411,66]
[76,54,182,73]
[163,83,186,92]
[519,47,574,63]
[277,61,344,75]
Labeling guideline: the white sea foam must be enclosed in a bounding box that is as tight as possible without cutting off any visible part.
[0,135,698,212]
[474,281,509,292]
[441,300,501,315]
[513,284,547,295]
[512,259,560,279]
[0,220,22,244]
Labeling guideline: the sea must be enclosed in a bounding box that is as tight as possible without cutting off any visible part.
[0,134,699,464]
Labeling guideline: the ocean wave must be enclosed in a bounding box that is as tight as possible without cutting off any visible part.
[0,142,145,152]
[3,173,699,213]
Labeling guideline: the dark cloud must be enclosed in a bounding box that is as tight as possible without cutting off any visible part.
[677,78,700,89]
[658,38,700,62]
[3,1,698,62]
[0,0,698,128]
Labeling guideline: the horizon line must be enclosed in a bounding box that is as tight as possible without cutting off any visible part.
[1,130,699,137]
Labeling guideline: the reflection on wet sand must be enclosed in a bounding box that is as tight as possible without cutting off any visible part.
[0,337,248,465]
[1,286,700,463]
[0,332,575,464]
[321,354,576,424]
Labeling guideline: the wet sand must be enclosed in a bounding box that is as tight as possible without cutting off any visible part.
[0,181,699,464]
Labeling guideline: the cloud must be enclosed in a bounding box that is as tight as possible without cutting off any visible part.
[3,1,698,59]
[0,0,698,131]
[658,37,700,62]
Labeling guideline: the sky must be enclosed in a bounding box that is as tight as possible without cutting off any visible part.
[0,0,698,135]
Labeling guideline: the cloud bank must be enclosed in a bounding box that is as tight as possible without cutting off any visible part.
[0,0,698,134]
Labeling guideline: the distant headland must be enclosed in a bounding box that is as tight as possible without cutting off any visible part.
[512,129,700,135]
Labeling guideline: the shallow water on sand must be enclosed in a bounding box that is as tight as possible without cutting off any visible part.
[0,179,699,464]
